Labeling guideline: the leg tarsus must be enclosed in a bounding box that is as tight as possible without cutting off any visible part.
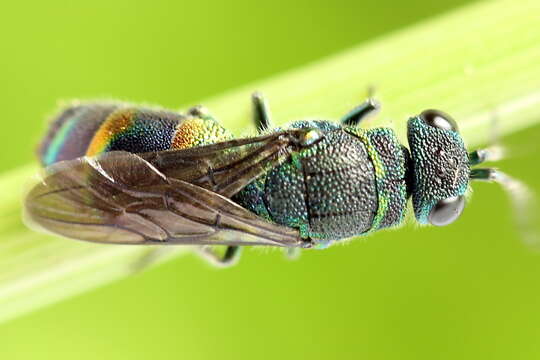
[187,105,211,118]
[130,247,175,273]
[252,92,272,133]
[284,247,301,260]
[197,245,241,267]
[341,98,381,127]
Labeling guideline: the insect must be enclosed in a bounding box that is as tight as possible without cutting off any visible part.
[24,93,514,266]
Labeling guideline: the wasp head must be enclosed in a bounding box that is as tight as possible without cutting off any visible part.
[407,110,470,226]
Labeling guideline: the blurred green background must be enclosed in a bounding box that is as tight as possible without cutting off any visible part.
[4,0,540,359]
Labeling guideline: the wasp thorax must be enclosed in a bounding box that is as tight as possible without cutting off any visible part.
[407,112,470,225]
[262,121,378,242]
[233,119,410,245]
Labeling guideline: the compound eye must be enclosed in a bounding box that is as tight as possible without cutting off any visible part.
[428,195,465,226]
[421,109,459,132]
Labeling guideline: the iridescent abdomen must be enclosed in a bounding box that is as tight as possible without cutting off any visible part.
[38,103,233,166]
[39,104,119,165]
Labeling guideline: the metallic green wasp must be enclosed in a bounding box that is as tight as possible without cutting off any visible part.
[24,93,518,265]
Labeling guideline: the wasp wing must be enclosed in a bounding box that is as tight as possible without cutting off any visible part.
[137,130,300,198]
[25,131,310,247]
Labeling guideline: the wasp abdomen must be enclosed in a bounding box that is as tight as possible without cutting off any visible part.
[38,103,233,166]
[39,104,120,166]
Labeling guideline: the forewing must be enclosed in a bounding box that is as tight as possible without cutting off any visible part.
[25,131,310,247]
[138,130,305,197]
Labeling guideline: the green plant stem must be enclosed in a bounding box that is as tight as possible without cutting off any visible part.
[1,0,540,324]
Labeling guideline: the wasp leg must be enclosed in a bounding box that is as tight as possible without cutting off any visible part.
[187,105,212,119]
[340,98,381,127]
[284,247,301,260]
[252,92,272,134]
[130,247,178,273]
[197,245,241,267]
